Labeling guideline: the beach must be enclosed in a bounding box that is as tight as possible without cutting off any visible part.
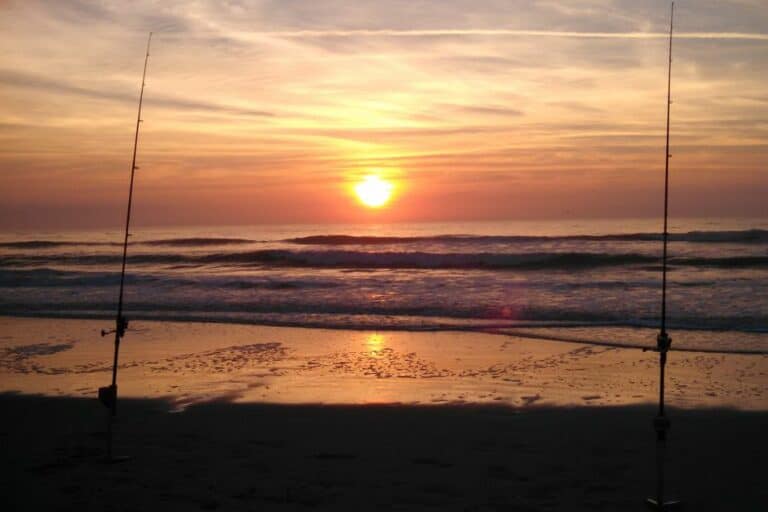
[3,0,768,508]
[2,316,766,510]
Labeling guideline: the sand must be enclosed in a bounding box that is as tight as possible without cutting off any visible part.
[1,317,765,410]
[1,316,767,510]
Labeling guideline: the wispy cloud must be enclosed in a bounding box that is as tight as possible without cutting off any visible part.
[239,29,768,41]
[0,69,275,118]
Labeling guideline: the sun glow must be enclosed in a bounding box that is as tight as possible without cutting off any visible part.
[354,175,393,208]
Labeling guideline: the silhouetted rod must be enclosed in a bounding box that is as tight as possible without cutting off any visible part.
[646,4,682,510]
[99,32,152,462]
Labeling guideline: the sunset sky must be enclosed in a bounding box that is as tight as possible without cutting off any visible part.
[1,0,766,229]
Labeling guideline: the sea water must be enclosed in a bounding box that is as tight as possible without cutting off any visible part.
[1,218,766,353]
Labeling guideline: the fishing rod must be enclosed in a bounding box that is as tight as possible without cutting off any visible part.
[645,4,681,510]
[98,32,152,462]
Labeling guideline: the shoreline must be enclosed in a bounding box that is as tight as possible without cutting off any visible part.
[1,312,766,355]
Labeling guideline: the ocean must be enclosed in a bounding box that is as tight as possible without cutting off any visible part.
[1,218,766,353]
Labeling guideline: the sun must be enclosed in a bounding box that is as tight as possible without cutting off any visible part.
[354,175,393,208]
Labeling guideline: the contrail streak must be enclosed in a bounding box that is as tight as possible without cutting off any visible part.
[247,29,768,41]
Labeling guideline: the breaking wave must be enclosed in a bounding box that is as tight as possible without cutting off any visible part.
[2,229,766,250]
[2,250,766,270]
[0,268,340,290]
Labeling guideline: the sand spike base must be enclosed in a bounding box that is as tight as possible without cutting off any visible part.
[645,498,683,510]
[646,415,682,510]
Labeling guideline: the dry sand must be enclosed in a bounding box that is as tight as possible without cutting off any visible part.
[1,316,767,510]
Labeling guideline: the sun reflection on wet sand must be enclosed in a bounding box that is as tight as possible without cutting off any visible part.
[365,333,385,356]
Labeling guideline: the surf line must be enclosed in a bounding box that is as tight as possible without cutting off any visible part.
[98,32,153,463]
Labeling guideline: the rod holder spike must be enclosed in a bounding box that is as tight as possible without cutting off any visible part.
[98,384,117,411]
[657,331,672,352]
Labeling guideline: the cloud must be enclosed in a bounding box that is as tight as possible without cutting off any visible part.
[438,104,524,118]
[0,69,274,118]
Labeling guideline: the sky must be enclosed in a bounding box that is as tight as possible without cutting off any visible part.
[0,0,766,229]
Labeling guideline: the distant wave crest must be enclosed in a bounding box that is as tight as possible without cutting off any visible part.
[139,237,256,246]
[0,240,118,248]
[287,229,768,245]
[3,229,765,250]
[0,237,256,249]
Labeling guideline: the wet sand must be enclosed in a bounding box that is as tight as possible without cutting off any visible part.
[1,317,766,410]
[1,316,767,510]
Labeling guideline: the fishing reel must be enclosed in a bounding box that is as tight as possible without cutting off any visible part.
[656,331,672,352]
[101,316,129,338]
[643,331,672,353]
